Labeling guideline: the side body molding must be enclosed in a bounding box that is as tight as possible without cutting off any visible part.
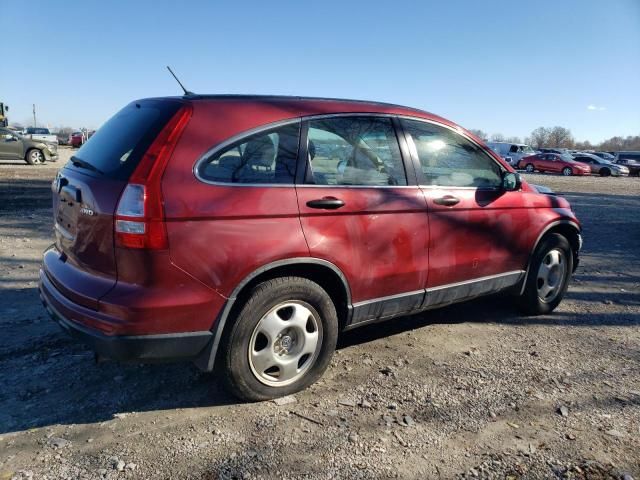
[348,270,525,329]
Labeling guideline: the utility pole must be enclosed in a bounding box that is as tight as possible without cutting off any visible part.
[32,104,36,127]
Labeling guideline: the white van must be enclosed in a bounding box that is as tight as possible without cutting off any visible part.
[486,142,535,167]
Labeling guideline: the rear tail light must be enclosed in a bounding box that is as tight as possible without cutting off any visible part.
[114,105,192,249]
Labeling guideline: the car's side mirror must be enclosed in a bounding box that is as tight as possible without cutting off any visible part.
[502,172,521,191]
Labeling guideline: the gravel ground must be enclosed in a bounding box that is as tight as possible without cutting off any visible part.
[0,150,639,479]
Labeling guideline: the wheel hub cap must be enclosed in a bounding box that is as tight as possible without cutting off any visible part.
[248,301,322,387]
[536,249,566,303]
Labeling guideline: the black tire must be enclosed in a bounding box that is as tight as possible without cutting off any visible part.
[25,149,45,165]
[525,163,535,173]
[600,168,611,177]
[517,233,573,315]
[562,167,572,176]
[222,277,338,401]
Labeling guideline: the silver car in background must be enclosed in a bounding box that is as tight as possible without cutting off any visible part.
[487,142,536,167]
[572,152,629,177]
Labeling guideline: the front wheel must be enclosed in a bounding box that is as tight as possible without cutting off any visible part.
[222,277,338,401]
[600,168,611,177]
[517,233,573,315]
[562,167,572,176]
[525,163,535,173]
[25,149,45,165]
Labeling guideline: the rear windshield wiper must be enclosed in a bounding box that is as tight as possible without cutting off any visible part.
[70,156,103,175]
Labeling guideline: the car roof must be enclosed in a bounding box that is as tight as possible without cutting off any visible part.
[141,94,459,130]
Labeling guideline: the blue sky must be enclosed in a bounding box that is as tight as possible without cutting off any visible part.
[2,0,639,143]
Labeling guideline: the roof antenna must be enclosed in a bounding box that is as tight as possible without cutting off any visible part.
[166,66,194,96]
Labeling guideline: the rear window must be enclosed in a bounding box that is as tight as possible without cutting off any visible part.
[27,128,50,134]
[70,100,182,179]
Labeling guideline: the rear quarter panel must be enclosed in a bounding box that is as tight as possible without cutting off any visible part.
[162,101,310,298]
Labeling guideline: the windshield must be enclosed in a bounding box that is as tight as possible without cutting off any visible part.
[521,145,535,154]
[560,153,575,162]
[3,129,22,138]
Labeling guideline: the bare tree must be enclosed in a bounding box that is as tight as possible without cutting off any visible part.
[598,135,640,151]
[529,127,550,149]
[505,136,522,144]
[548,126,574,148]
[468,129,488,141]
[573,140,593,151]
[490,133,505,142]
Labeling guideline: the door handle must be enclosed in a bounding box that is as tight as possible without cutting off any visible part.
[433,195,460,207]
[306,197,345,210]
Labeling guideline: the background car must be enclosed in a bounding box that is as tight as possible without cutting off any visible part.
[615,151,640,176]
[486,142,535,167]
[23,127,59,144]
[572,152,629,177]
[592,151,616,162]
[69,130,95,147]
[0,127,58,164]
[537,148,569,155]
[519,152,591,176]
[69,131,84,147]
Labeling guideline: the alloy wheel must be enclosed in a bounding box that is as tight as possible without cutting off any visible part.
[31,151,44,164]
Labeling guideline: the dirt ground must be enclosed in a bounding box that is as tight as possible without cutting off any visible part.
[0,149,639,479]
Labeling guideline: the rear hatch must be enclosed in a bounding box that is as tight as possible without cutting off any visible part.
[46,99,183,309]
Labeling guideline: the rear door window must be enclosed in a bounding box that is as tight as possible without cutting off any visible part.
[70,100,182,180]
[305,116,407,186]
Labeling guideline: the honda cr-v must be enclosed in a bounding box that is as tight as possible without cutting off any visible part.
[40,95,581,400]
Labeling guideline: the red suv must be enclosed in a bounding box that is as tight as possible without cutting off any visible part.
[40,96,582,400]
[518,152,591,176]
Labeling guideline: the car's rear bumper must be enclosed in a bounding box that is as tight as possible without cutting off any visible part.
[39,269,213,362]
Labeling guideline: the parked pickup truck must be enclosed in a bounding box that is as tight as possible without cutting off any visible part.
[23,127,59,145]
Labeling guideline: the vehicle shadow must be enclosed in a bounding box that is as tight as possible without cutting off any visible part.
[0,288,239,434]
[1,284,638,435]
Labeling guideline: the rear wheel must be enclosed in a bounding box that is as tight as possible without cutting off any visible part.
[525,163,535,173]
[562,167,572,176]
[517,233,573,315]
[222,277,338,401]
[25,149,45,165]
[600,168,611,177]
